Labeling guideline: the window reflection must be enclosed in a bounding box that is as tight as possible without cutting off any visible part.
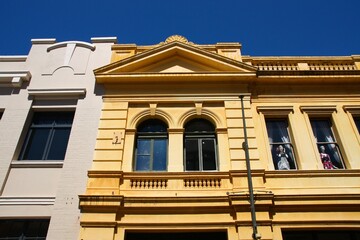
[135,119,168,171]
[265,119,297,170]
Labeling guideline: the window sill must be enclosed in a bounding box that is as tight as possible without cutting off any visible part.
[11,160,63,168]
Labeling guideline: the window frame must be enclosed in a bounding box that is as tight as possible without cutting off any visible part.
[134,119,168,172]
[256,106,296,171]
[18,111,75,161]
[265,118,298,170]
[0,219,50,240]
[183,118,218,172]
[309,117,346,169]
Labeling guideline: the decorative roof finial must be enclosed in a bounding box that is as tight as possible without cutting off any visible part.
[165,35,189,44]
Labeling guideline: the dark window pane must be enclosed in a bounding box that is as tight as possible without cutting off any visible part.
[7,221,24,237]
[137,139,151,155]
[282,230,360,240]
[184,119,217,171]
[202,139,216,170]
[22,128,50,160]
[0,220,49,239]
[47,128,72,160]
[25,221,42,237]
[126,231,228,240]
[137,119,167,133]
[153,139,167,171]
[185,119,215,133]
[311,119,333,143]
[185,139,199,171]
[54,112,75,125]
[135,119,168,172]
[266,120,290,143]
[354,117,360,133]
[19,112,74,161]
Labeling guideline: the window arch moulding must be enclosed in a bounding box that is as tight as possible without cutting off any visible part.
[127,108,174,130]
[178,108,224,129]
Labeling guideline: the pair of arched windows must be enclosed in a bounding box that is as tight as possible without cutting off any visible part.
[134,118,218,172]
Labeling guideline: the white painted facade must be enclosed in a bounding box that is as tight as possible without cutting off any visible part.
[0,37,116,240]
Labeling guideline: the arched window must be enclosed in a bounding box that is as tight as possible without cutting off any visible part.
[184,119,218,171]
[134,119,168,171]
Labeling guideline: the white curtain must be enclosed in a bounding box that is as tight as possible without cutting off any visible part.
[266,120,296,169]
[311,120,343,168]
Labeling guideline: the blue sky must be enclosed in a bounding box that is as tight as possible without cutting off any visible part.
[1,0,360,56]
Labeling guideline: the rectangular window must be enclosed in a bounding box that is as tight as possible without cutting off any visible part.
[265,119,297,170]
[354,117,360,133]
[282,230,360,240]
[125,231,228,240]
[310,119,345,169]
[0,219,49,240]
[19,111,74,160]
[135,138,167,171]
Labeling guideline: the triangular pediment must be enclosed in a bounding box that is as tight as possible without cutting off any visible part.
[95,41,257,83]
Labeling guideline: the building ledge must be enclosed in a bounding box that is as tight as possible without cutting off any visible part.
[0,70,31,87]
[28,88,86,100]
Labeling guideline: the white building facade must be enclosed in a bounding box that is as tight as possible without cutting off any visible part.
[0,37,116,240]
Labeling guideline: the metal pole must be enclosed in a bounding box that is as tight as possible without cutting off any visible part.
[240,95,260,240]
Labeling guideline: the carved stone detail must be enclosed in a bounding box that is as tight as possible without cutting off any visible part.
[164,35,192,44]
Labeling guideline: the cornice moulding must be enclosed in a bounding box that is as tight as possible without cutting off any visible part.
[0,197,55,205]
[31,38,57,44]
[256,106,294,114]
[28,88,86,99]
[96,72,257,83]
[0,56,27,62]
[0,70,31,87]
[91,37,118,43]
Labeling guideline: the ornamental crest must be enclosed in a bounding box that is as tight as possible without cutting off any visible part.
[162,35,194,45]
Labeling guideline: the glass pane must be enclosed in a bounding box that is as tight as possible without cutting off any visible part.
[137,139,151,155]
[266,120,297,170]
[271,144,296,170]
[47,128,71,160]
[7,221,24,237]
[185,119,215,133]
[354,117,360,133]
[319,144,344,169]
[282,231,314,240]
[136,156,151,171]
[32,112,74,126]
[153,139,167,171]
[136,139,151,171]
[32,112,56,125]
[0,220,23,238]
[137,119,167,133]
[25,221,41,237]
[311,119,344,169]
[22,128,50,160]
[317,232,351,240]
[185,139,199,170]
[266,120,290,143]
[54,112,74,125]
[202,139,217,170]
[311,119,333,143]
[37,221,50,237]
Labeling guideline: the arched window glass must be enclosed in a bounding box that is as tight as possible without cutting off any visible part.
[184,119,217,171]
[135,119,168,171]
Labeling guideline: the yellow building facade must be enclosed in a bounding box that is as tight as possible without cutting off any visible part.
[79,36,360,240]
